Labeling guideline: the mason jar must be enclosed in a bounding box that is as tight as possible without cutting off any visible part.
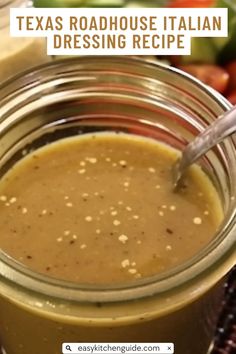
[0,0,50,83]
[0,57,235,354]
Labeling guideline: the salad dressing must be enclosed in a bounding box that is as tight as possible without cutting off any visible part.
[0,29,49,83]
[0,133,223,284]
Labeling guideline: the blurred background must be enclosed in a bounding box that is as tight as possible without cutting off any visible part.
[0,2,235,354]
[32,0,236,104]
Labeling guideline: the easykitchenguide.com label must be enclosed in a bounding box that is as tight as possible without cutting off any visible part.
[62,343,174,354]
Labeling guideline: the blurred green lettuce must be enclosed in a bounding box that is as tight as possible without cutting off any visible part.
[33,0,168,8]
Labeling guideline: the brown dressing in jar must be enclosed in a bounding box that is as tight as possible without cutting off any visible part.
[0,133,223,284]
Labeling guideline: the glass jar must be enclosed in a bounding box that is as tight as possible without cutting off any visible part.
[0,57,235,354]
[0,0,50,83]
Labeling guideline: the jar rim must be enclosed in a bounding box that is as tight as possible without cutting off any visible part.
[0,56,235,303]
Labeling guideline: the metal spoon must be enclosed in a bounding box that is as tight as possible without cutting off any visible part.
[173,106,236,189]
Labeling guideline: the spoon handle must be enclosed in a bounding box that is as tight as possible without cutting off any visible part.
[174,106,236,187]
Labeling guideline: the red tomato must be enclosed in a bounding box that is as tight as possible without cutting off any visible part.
[169,0,215,7]
[178,64,229,94]
[225,61,236,94]
[227,91,236,105]
[169,56,182,66]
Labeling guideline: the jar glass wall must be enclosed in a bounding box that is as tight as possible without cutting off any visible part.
[0,57,235,354]
[0,0,50,83]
